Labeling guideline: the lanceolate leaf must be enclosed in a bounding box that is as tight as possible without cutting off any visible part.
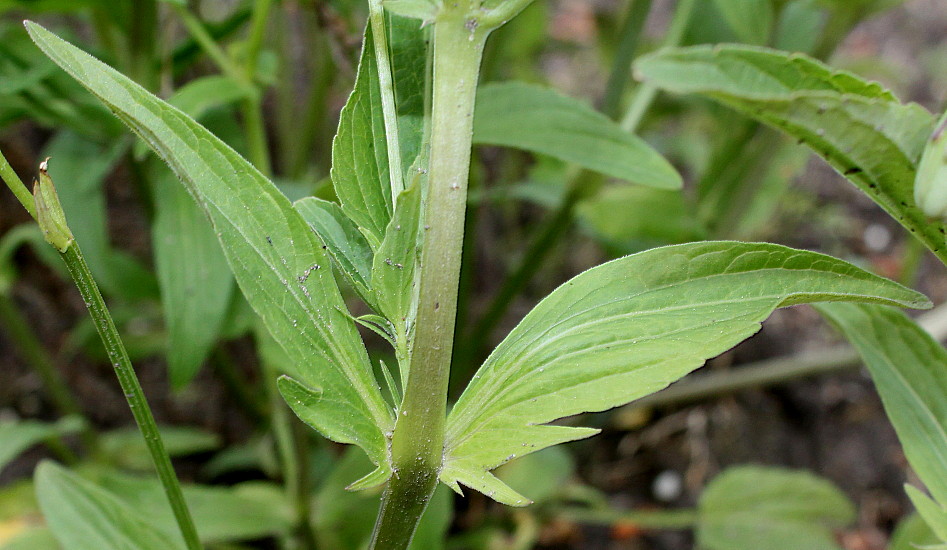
[443,241,929,505]
[816,302,947,533]
[294,196,374,304]
[634,45,944,259]
[473,82,682,189]
[332,26,393,249]
[152,167,234,388]
[372,183,421,347]
[36,462,185,550]
[26,23,394,479]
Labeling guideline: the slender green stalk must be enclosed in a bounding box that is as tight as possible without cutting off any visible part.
[174,5,245,80]
[369,12,489,549]
[558,507,698,530]
[602,0,653,118]
[0,150,35,219]
[0,293,83,419]
[620,0,695,132]
[245,0,275,79]
[367,0,406,200]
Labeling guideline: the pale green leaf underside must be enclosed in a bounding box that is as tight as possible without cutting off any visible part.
[473,82,682,189]
[816,303,947,511]
[25,23,393,472]
[294,196,374,302]
[444,241,929,505]
[697,466,854,550]
[332,26,392,249]
[36,462,185,550]
[634,45,943,258]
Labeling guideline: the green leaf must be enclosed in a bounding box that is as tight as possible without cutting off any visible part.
[0,417,84,473]
[443,241,929,505]
[473,82,682,189]
[95,471,292,543]
[294,197,374,302]
[634,45,944,260]
[696,466,855,550]
[907,485,947,544]
[815,303,947,524]
[891,513,943,550]
[372,183,421,342]
[26,22,394,477]
[152,167,234,388]
[332,26,393,249]
[774,0,826,54]
[390,14,429,172]
[711,0,774,45]
[35,462,186,550]
[100,426,220,471]
[383,0,438,21]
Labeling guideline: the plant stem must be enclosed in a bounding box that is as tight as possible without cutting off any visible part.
[602,0,653,119]
[558,507,698,530]
[368,0,406,201]
[61,243,201,550]
[368,13,488,550]
[0,150,35,219]
[0,292,83,419]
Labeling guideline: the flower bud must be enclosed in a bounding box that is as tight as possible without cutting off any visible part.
[33,158,74,253]
[914,111,947,220]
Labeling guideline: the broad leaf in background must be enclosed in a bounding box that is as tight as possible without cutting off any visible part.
[151,167,234,388]
[890,514,942,550]
[816,302,947,544]
[100,426,220,471]
[473,82,682,189]
[372,183,421,346]
[295,196,375,304]
[95,471,292,543]
[26,23,395,481]
[443,242,930,505]
[332,26,393,249]
[35,462,185,550]
[634,45,943,259]
[0,417,84,473]
[696,466,855,550]
[774,0,825,54]
[711,0,774,45]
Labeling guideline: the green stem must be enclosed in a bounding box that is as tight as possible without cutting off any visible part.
[0,292,84,419]
[558,507,698,530]
[174,5,245,81]
[369,14,489,550]
[245,0,275,79]
[368,0,406,200]
[0,150,35,219]
[211,348,267,425]
[620,0,695,133]
[602,0,653,119]
[61,244,201,550]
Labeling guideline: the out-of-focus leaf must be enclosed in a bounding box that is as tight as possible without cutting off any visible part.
[35,461,185,550]
[95,471,292,543]
[635,45,943,260]
[711,0,774,45]
[890,513,942,550]
[152,167,234,388]
[774,0,825,54]
[331,26,393,249]
[473,82,681,189]
[443,242,929,505]
[0,417,85,474]
[495,446,574,504]
[0,527,58,550]
[696,466,855,550]
[27,22,395,481]
[100,426,220,471]
[817,302,947,544]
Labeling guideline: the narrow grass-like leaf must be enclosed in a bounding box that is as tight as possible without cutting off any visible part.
[332,26,392,249]
[372,183,421,342]
[444,241,929,504]
[697,466,855,550]
[906,485,947,544]
[816,302,947,534]
[0,417,84,473]
[634,45,944,259]
[294,197,374,303]
[473,82,682,189]
[152,168,234,388]
[36,462,186,550]
[25,22,394,477]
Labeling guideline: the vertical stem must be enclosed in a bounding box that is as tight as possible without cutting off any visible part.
[368,0,406,201]
[369,14,488,550]
[602,0,653,119]
[61,244,201,550]
[0,151,35,219]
